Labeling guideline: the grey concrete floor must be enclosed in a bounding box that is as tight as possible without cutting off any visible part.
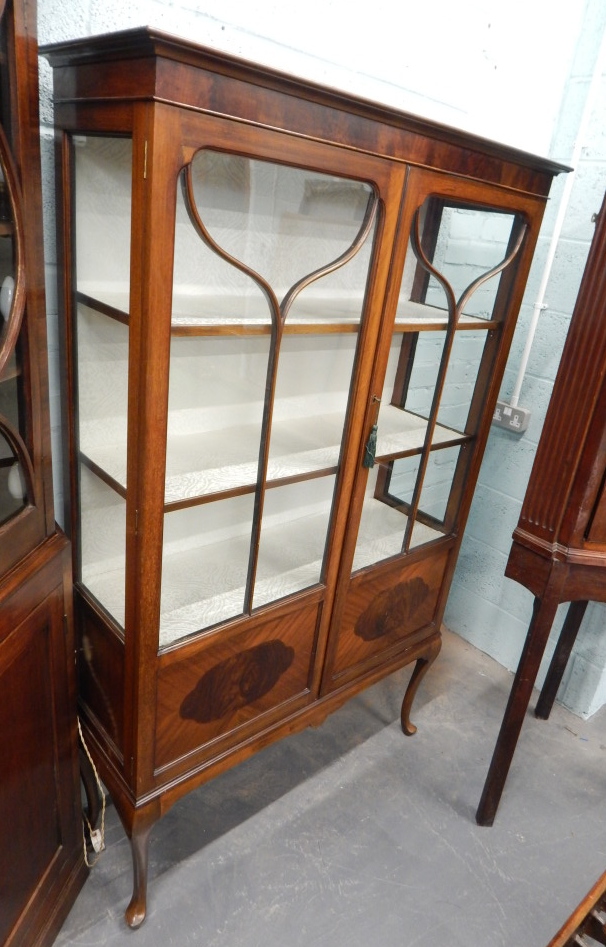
[56,629,606,946]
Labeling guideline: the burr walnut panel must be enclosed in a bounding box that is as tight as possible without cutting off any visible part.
[324,547,450,686]
[155,601,319,771]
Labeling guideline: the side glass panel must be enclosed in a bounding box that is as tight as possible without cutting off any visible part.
[74,136,132,628]
[354,195,525,571]
[162,149,377,646]
[74,136,132,313]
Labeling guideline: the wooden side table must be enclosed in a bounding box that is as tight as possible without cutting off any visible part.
[477,191,606,826]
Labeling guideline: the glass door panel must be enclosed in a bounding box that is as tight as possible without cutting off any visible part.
[160,494,256,648]
[0,426,25,524]
[436,330,489,431]
[165,335,268,503]
[163,146,378,645]
[253,477,337,610]
[268,334,358,478]
[353,458,428,571]
[415,445,462,523]
[352,192,525,573]
[77,303,129,489]
[73,135,132,628]
[395,198,522,327]
[424,205,518,320]
[172,151,375,328]
[79,464,127,626]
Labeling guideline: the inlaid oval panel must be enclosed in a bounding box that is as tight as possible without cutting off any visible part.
[155,601,320,774]
[180,639,294,723]
[354,576,430,641]
[326,549,450,686]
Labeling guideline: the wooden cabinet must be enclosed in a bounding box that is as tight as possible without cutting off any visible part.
[476,191,606,827]
[0,1,86,944]
[0,537,83,946]
[43,27,566,927]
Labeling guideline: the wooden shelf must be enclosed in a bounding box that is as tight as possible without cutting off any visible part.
[353,497,444,571]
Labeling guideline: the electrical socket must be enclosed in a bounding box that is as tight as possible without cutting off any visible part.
[492,400,531,434]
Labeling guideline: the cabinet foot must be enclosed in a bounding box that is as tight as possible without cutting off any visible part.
[400,637,441,736]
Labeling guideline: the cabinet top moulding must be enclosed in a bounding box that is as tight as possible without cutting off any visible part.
[41,27,569,195]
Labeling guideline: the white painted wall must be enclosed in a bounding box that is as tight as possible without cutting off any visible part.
[37,0,606,715]
[38,0,588,151]
[446,1,606,719]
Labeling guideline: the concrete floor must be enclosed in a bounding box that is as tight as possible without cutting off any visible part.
[56,629,606,946]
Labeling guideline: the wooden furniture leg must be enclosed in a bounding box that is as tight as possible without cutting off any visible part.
[476,594,559,826]
[125,814,155,929]
[401,636,441,736]
[535,599,588,720]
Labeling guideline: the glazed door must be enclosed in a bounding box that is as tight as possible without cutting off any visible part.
[70,108,405,666]
[152,115,406,658]
[149,114,407,769]
[322,167,541,689]
[0,5,47,575]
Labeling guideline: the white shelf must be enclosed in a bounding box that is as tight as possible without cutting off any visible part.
[394,299,492,327]
[83,507,329,646]
[81,494,443,647]
[352,496,442,571]
[76,285,492,330]
[81,403,464,504]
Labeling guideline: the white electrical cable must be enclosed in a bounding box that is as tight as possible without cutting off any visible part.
[77,717,106,867]
[509,29,606,409]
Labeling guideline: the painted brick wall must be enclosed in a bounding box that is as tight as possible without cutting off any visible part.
[445,0,606,718]
[37,0,606,715]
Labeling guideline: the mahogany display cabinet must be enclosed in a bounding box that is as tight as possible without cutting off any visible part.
[0,0,86,944]
[42,27,567,926]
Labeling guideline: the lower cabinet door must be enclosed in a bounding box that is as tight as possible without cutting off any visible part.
[322,548,450,690]
[154,598,321,777]
[0,547,86,947]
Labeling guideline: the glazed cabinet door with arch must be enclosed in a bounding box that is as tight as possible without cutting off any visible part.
[70,107,406,781]
[0,24,48,575]
[320,167,543,708]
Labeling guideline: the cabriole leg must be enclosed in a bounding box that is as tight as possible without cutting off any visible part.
[125,816,154,929]
[401,636,441,736]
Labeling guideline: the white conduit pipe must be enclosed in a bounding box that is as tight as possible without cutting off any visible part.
[509,30,606,409]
